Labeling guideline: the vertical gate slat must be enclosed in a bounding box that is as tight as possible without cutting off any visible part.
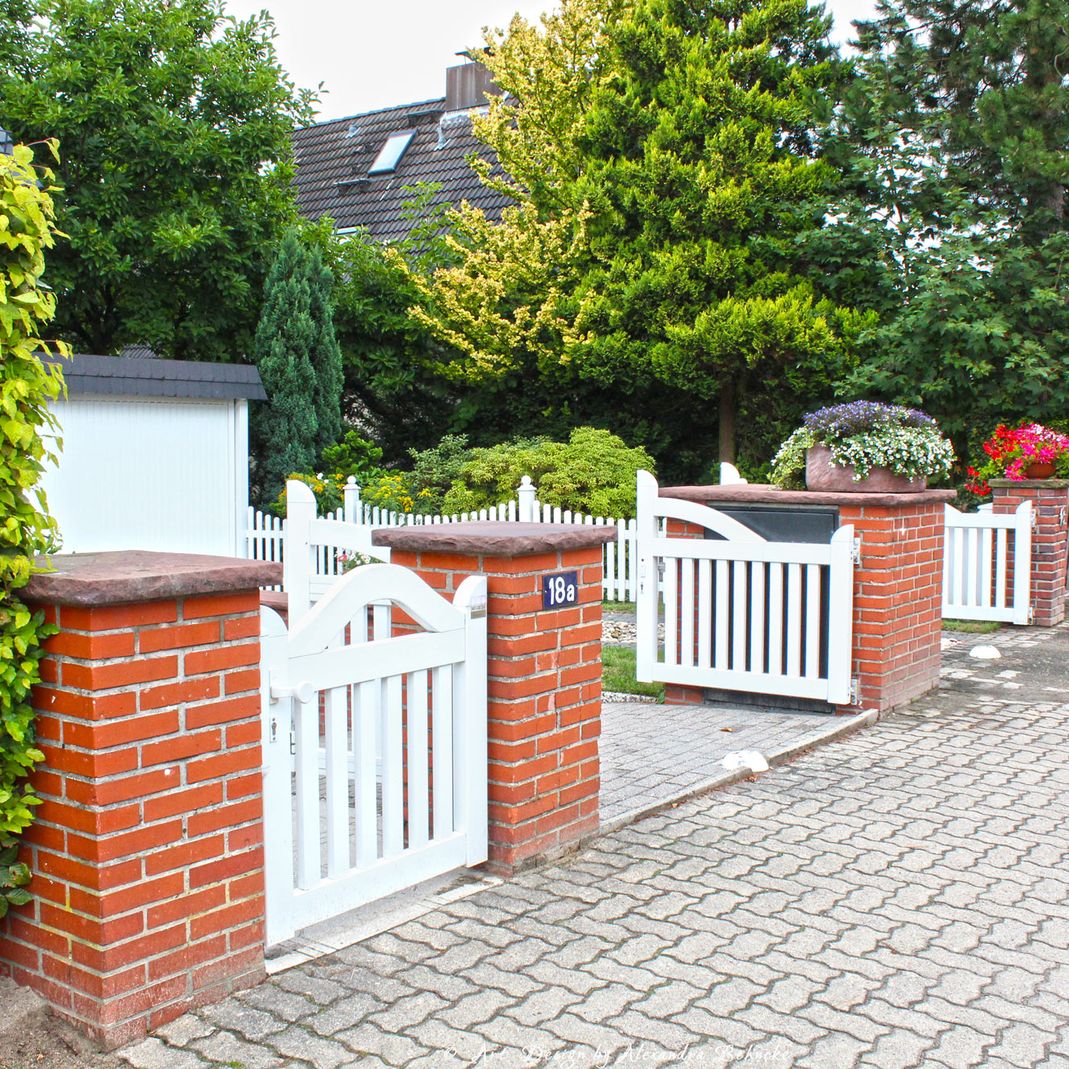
[680,557,695,668]
[785,564,802,678]
[714,560,729,670]
[697,559,712,670]
[324,681,349,876]
[407,670,430,849]
[381,674,404,857]
[980,526,993,612]
[804,565,821,680]
[294,692,320,888]
[749,562,766,674]
[432,665,454,839]
[664,558,678,668]
[355,679,378,868]
[767,563,784,676]
[731,561,747,671]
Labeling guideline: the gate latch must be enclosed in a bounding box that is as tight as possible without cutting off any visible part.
[269,716,278,743]
[269,677,315,705]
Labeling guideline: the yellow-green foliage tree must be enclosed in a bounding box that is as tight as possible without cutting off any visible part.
[0,140,67,913]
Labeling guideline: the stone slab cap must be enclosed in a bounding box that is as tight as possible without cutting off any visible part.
[662,483,957,508]
[24,551,282,606]
[989,478,1069,489]
[373,522,616,557]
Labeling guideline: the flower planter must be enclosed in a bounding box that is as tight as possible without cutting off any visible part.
[805,445,927,493]
[1024,462,1056,479]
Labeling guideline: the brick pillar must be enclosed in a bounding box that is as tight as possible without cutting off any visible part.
[990,478,1069,626]
[656,486,954,714]
[837,495,949,712]
[4,551,280,1049]
[374,523,614,874]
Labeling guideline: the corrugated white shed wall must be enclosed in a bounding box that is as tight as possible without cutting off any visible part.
[41,395,249,556]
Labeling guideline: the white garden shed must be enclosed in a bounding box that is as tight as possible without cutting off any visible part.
[40,353,266,556]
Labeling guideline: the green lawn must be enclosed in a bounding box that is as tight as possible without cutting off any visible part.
[942,619,1001,634]
[602,644,664,701]
[602,600,636,613]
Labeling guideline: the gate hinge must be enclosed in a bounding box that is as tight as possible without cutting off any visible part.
[851,537,862,565]
[1028,605,1036,624]
[850,677,862,706]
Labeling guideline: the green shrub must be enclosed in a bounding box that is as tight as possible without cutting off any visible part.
[0,140,67,884]
[443,428,654,517]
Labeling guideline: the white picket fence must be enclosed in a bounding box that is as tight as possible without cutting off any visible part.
[246,475,640,602]
[942,501,1033,624]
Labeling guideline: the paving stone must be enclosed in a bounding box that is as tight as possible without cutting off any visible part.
[190,1030,291,1068]
[199,1001,288,1043]
[118,1039,207,1069]
[151,1015,214,1046]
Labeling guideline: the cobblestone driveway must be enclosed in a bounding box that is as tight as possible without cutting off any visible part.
[122,626,1069,1069]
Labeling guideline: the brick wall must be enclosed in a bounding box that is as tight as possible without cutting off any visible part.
[3,553,277,1049]
[991,479,1069,627]
[376,525,613,873]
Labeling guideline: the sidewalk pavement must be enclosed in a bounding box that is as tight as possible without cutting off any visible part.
[116,623,1069,1068]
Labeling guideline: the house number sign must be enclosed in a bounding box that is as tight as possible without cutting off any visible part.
[542,571,579,609]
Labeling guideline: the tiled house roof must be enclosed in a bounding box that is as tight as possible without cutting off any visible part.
[292,96,513,243]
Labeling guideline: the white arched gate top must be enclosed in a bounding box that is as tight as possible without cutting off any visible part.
[260,563,488,947]
[635,471,856,705]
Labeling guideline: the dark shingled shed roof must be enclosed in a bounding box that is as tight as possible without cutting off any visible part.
[44,354,267,401]
[292,97,513,241]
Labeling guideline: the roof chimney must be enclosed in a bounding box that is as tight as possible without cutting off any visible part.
[445,61,497,112]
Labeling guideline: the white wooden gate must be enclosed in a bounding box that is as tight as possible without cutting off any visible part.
[942,501,1033,623]
[636,471,856,705]
[260,563,488,946]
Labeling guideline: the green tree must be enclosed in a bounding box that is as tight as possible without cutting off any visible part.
[0,140,67,899]
[819,0,1069,458]
[0,0,315,360]
[310,191,461,466]
[252,232,343,503]
[415,0,866,469]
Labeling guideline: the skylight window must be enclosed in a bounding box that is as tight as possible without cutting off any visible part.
[368,130,415,175]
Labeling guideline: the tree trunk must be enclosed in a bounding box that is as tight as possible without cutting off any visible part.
[718,376,736,465]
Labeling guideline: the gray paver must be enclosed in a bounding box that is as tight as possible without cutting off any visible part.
[117,621,1069,1069]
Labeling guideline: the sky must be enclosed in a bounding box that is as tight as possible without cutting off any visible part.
[223,0,882,121]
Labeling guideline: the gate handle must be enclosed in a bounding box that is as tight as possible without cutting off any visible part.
[270,679,315,704]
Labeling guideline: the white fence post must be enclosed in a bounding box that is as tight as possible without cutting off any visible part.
[517,475,536,522]
[284,479,316,621]
[343,477,361,524]
[719,462,748,486]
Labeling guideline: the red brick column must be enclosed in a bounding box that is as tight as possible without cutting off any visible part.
[4,552,280,1048]
[837,495,948,712]
[657,486,953,714]
[990,478,1069,626]
[374,523,614,874]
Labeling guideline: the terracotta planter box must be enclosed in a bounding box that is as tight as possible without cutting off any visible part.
[805,445,926,493]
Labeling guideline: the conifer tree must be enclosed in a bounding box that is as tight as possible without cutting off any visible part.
[415,0,865,466]
[252,232,343,504]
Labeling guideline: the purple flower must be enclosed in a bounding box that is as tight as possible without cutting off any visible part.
[803,402,936,440]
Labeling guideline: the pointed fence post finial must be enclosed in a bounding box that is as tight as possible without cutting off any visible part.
[517,475,535,523]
